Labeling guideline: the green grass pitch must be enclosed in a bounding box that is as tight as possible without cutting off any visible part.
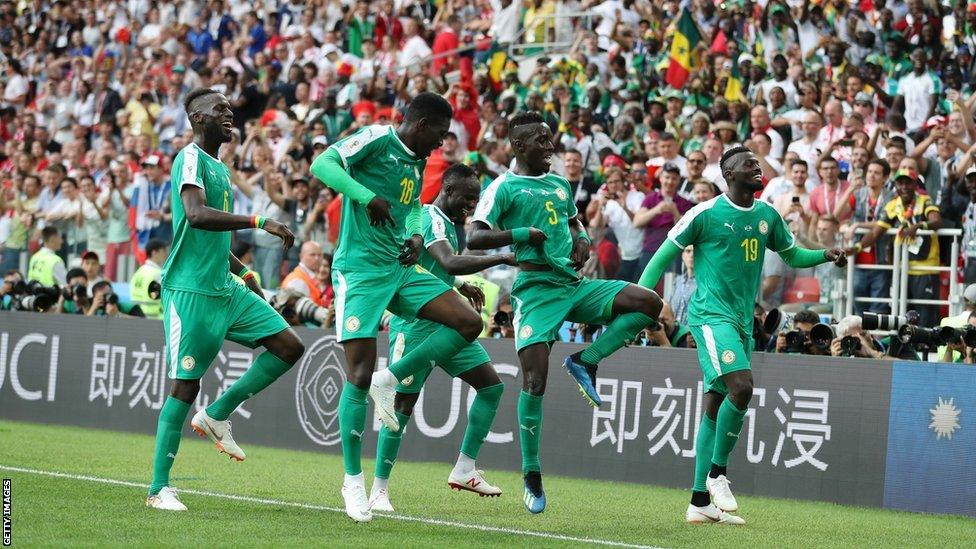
[0,420,972,548]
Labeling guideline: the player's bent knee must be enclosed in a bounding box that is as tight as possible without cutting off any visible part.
[727,381,753,408]
[458,309,483,341]
[394,392,419,415]
[170,379,200,403]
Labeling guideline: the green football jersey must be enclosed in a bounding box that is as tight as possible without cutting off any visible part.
[390,204,457,335]
[472,171,577,279]
[162,143,234,296]
[417,204,457,286]
[329,125,426,272]
[667,194,795,329]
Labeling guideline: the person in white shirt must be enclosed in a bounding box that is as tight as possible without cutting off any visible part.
[561,107,619,174]
[773,160,814,234]
[647,132,688,177]
[399,17,433,69]
[489,0,522,45]
[700,137,725,188]
[750,105,784,160]
[895,49,940,134]
[788,111,827,187]
[817,100,846,147]
[588,167,645,282]
[759,54,798,108]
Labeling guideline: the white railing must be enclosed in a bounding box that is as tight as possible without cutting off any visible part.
[843,228,964,318]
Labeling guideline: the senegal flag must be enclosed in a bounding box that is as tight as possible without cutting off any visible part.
[724,59,745,101]
[486,42,508,92]
[664,9,702,89]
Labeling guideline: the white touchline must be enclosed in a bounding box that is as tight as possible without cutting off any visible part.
[0,465,664,549]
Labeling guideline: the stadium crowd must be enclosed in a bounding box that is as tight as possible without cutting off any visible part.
[1,0,976,360]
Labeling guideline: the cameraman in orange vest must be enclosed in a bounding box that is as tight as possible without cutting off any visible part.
[280,241,329,306]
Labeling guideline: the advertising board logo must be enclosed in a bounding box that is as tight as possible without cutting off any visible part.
[295,336,347,446]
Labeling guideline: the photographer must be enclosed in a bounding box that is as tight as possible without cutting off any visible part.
[774,309,824,354]
[941,312,976,364]
[59,268,94,315]
[487,295,515,339]
[829,315,885,359]
[643,303,691,348]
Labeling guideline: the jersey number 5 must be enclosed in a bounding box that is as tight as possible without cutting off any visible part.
[399,178,415,205]
[544,201,558,225]
[740,238,759,262]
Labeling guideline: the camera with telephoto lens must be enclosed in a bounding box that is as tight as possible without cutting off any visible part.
[493,310,511,327]
[62,283,87,302]
[897,324,943,350]
[147,280,161,300]
[862,311,919,331]
[839,335,862,356]
[938,326,976,348]
[271,290,328,326]
[9,280,60,312]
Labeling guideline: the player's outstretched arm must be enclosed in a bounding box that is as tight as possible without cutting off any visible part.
[180,186,294,249]
[780,246,847,268]
[467,221,547,250]
[428,240,517,275]
[636,240,682,290]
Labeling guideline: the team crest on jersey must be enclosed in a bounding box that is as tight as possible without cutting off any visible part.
[759,220,769,234]
[519,325,534,340]
[181,356,196,371]
[401,375,414,386]
[555,187,567,201]
[721,350,736,364]
[345,316,361,332]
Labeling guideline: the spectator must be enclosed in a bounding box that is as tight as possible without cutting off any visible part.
[634,163,693,274]
[588,167,645,282]
[836,158,894,314]
[644,303,691,348]
[669,246,696,326]
[80,251,105,293]
[895,49,940,135]
[809,157,850,227]
[852,169,945,327]
[131,155,173,247]
[773,160,813,236]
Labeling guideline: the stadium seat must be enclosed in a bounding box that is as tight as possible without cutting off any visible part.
[782,277,821,304]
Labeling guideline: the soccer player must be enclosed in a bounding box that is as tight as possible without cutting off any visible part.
[639,146,845,524]
[146,89,304,512]
[466,112,663,514]
[369,164,516,512]
[310,92,486,523]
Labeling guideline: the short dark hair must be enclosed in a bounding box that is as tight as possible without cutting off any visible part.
[720,145,751,173]
[184,88,220,114]
[509,111,546,132]
[145,239,168,257]
[794,309,820,326]
[442,163,478,190]
[66,267,87,282]
[403,92,453,124]
[792,159,808,170]
[92,280,112,294]
[868,157,891,176]
[659,132,676,142]
[41,226,60,242]
[564,149,582,158]
[818,156,838,168]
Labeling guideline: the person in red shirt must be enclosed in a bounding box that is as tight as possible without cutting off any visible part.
[448,84,481,151]
[374,0,403,48]
[421,132,461,203]
[431,15,462,75]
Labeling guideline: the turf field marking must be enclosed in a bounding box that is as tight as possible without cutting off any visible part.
[0,465,664,549]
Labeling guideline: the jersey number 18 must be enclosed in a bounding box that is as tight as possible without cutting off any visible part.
[399,178,415,205]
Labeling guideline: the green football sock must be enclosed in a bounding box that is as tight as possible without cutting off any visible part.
[339,383,369,475]
[206,352,292,421]
[692,415,717,492]
[712,397,747,467]
[460,383,504,460]
[374,411,411,479]
[149,396,191,495]
[388,328,468,381]
[517,390,544,473]
[579,312,653,365]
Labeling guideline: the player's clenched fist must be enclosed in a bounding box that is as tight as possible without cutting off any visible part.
[398,235,424,266]
[263,219,295,250]
[824,248,847,268]
[366,196,395,227]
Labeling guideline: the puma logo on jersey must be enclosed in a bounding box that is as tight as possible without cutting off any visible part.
[349,429,363,439]
[519,189,535,197]
[389,153,400,167]
[724,222,736,232]
[519,424,537,435]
